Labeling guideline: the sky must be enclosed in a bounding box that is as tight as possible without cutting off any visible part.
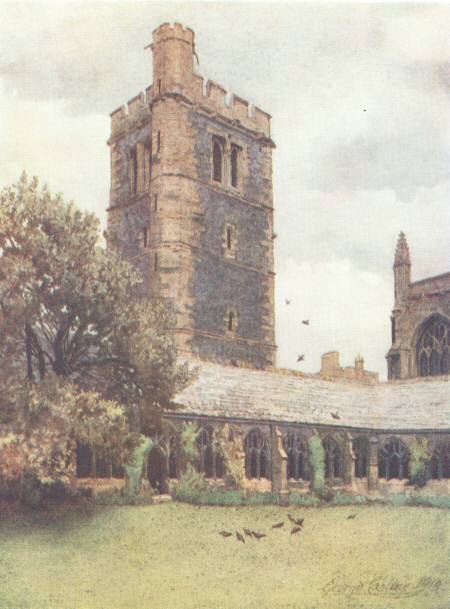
[1,1,449,379]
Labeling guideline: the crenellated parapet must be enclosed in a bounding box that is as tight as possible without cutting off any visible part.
[190,76,271,139]
[110,22,272,140]
[110,88,152,137]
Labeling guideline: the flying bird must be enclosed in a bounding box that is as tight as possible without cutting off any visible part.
[236,531,245,543]
[288,514,304,527]
[219,530,233,537]
[243,528,254,538]
[347,514,357,520]
[272,521,284,529]
[301,320,310,325]
[252,531,267,540]
[285,298,291,305]
[330,411,340,420]
[291,526,302,536]
[297,354,305,362]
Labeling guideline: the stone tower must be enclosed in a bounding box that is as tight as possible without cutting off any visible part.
[107,23,276,368]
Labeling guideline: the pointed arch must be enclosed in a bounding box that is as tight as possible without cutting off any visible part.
[378,438,409,480]
[415,314,450,377]
[245,429,270,480]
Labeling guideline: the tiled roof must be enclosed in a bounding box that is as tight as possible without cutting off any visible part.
[171,360,450,432]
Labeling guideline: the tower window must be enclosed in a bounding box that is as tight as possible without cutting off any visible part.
[158,79,162,94]
[212,140,223,183]
[141,227,148,248]
[154,195,158,211]
[223,223,237,258]
[144,141,152,191]
[226,226,232,250]
[225,308,238,333]
[154,252,158,271]
[129,148,138,195]
[231,145,239,187]
[157,131,161,153]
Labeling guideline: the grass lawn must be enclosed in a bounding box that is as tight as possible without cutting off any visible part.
[0,501,448,609]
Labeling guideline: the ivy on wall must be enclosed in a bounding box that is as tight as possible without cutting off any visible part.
[308,432,325,493]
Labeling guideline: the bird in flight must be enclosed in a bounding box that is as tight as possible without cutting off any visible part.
[330,411,340,420]
[272,521,284,529]
[288,514,304,527]
[301,320,310,325]
[219,530,233,538]
[236,531,245,543]
[347,514,357,520]
[291,526,302,535]
[243,528,254,538]
[285,298,291,305]
[297,354,305,362]
[252,531,267,540]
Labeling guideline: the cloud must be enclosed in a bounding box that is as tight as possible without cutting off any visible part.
[0,79,109,224]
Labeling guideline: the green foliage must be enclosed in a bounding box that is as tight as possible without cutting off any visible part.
[409,436,430,488]
[308,433,325,493]
[289,492,321,507]
[123,435,154,498]
[215,424,245,490]
[180,422,200,465]
[247,492,280,505]
[330,491,368,506]
[0,174,195,488]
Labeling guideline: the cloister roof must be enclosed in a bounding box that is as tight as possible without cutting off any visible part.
[171,360,450,432]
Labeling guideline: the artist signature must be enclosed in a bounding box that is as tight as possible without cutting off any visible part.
[322,574,444,598]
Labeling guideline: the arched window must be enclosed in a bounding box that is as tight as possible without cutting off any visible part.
[228,311,234,332]
[197,427,225,479]
[323,436,343,480]
[430,441,450,480]
[353,436,369,478]
[212,140,223,183]
[283,433,309,480]
[129,148,138,195]
[245,429,270,480]
[378,438,409,480]
[417,317,450,376]
[230,145,239,187]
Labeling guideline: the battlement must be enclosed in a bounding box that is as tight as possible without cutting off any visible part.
[152,22,195,46]
[190,75,271,137]
[110,23,271,139]
[110,89,152,133]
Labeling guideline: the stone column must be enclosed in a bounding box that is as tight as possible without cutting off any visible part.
[344,433,355,487]
[271,426,289,505]
[367,436,379,492]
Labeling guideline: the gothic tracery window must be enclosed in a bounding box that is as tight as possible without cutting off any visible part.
[197,426,225,479]
[353,436,369,478]
[430,441,450,480]
[245,429,270,480]
[283,433,309,480]
[417,317,450,376]
[378,438,409,480]
[323,436,344,480]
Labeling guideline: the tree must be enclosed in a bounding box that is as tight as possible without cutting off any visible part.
[0,174,194,485]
